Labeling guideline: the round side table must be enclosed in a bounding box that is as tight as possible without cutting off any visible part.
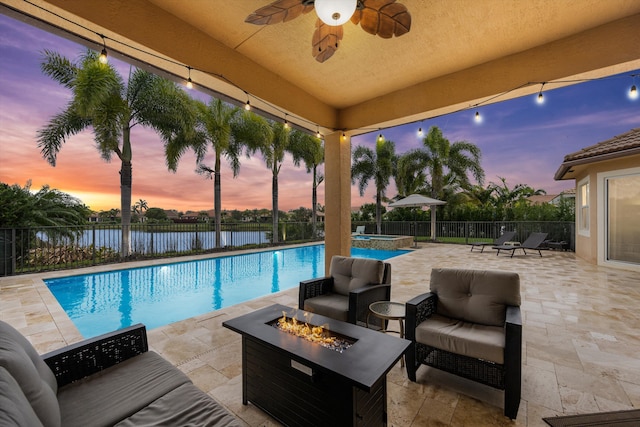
[366,301,406,367]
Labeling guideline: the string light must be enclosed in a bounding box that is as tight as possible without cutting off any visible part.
[185,66,193,89]
[284,114,289,129]
[418,127,423,137]
[536,82,545,104]
[98,34,108,64]
[18,2,638,140]
[342,132,346,140]
[377,133,383,142]
[316,126,322,138]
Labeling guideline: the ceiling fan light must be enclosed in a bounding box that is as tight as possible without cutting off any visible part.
[315,0,357,26]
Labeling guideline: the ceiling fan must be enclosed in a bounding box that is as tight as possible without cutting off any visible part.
[245,0,411,63]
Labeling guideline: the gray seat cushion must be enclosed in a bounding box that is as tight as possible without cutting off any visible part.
[0,321,60,427]
[57,351,191,427]
[430,268,520,327]
[331,256,385,296]
[415,314,505,364]
[0,366,45,427]
[303,293,349,322]
[115,383,241,427]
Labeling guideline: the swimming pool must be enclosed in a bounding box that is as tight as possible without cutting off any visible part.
[44,245,409,338]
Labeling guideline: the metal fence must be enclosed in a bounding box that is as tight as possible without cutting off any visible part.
[1,220,573,276]
[353,220,575,249]
[0,222,323,276]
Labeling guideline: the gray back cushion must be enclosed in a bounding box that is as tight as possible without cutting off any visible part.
[430,268,520,327]
[0,366,45,427]
[330,256,385,296]
[0,321,60,427]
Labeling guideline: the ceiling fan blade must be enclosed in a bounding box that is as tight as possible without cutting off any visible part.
[312,19,344,63]
[351,0,411,38]
[246,0,314,25]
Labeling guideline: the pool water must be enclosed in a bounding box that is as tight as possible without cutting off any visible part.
[44,244,409,338]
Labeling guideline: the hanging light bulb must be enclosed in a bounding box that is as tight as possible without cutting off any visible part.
[244,99,251,111]
[284,115,289,129]
[474,111,482,123]
[418,127,423,137]
[185,66,193,89]
[630,84,638,100]
[536,82,545,104]
[342,132,346,140]
[316,127,321,138]
[98,35,108,64]
[314,0,357,26]
[377,133,383,142]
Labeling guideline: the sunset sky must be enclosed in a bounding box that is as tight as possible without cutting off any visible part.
[1,13,638,213]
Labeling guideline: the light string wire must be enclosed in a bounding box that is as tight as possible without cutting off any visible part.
[14,0,639,138]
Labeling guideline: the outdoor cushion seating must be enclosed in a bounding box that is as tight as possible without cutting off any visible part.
[469,230,516,252]
[0,320,240,427]
[299,255,391,329]
[493,232,548,257]
[405,268,522,419]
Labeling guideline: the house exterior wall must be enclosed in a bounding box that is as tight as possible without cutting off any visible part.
[573,154,640,271]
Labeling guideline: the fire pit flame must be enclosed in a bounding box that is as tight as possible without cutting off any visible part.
[274,311,353,352]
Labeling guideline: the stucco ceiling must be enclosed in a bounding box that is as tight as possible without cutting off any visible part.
[3,0,640,135]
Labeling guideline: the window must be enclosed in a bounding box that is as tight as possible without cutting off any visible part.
[605,173,640,264]
[578,178,589,236]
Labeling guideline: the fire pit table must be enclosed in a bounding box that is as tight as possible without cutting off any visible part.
[223,304,410,427]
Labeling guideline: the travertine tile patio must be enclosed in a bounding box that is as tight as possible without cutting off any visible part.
[1,243,639,426]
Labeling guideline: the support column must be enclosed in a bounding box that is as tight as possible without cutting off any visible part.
[324,131,351,274]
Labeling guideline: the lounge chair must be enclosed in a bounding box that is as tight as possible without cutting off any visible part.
[469,231,516,253]
[493,232,548,257]
[352,225,366,235]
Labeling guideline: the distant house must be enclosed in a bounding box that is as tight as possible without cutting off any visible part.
[554,128,640,271]
[526,189,575,206]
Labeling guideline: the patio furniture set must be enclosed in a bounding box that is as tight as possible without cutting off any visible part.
[1,255,522,426]
[0,321,240,426]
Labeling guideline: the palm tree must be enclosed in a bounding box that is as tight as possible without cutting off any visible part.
[418,126,484,201]
[243,120,293,244]
[351,137,396,234]
[132,199,148,222]
[393,149,430,198]
[37,49,195,257]
[165,98,253,248]
[489,176,546,220]
[289,132,324,238]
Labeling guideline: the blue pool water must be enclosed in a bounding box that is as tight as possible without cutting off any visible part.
[45,244,409,338]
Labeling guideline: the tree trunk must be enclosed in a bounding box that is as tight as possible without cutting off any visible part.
[120,127,132,258]
[214,152,222,248]
[376,190,382,234]
[120,160,132,258]
[311,165,317,238]
[272,169,279,244]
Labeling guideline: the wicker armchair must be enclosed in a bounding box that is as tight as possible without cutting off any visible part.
[405,268,522,419]
[299,255,391,329]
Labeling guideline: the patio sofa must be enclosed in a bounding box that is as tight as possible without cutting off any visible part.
[0,321,240,427]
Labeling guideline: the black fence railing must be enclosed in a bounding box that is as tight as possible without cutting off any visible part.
[1,221,573,276]
[352,221,575,249]
[0,222,324,276]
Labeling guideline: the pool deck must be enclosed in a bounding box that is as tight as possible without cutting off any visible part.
[2,243,639,426]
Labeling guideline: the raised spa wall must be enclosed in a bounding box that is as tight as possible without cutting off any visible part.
[351,235,414,250]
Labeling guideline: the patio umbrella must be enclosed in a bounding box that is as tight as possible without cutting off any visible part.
[388,194,446,246]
